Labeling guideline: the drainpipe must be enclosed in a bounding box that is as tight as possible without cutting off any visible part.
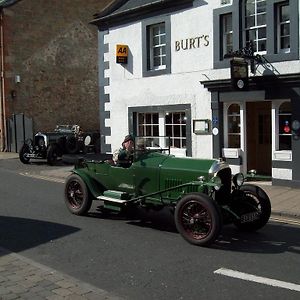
[0,9,7,152]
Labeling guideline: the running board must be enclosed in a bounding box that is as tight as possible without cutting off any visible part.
[97,195,128,204]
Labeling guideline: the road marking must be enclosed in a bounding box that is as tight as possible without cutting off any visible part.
[19,172,65,184]
[270,216,300,226]
[214,268,300,292]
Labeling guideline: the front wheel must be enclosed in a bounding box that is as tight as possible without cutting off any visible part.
[175,193,222,246]
[233,184,271,232]
[64,174,92,215]
[19,144,31,164]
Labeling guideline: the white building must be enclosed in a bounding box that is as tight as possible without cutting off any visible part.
[91,0,300,187]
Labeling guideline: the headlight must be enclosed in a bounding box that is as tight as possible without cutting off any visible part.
[211,175,222,191]
[233,173,244,187]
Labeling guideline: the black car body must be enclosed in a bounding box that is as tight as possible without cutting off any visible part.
[19,125,100,165]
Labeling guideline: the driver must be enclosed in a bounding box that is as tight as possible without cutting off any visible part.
[112,134,134,168]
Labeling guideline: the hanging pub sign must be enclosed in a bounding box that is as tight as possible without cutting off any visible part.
[230,58,249,90]
[116,44,128,64]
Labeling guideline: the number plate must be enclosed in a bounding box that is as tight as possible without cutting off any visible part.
[240,212,260,223]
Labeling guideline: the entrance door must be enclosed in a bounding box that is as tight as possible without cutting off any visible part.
[246,102,271,176]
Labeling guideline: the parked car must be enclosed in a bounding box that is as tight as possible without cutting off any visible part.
[19,125,100,165]
[64,136,271,246]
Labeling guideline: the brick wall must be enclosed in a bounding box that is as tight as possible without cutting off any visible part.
[3,0,112,132]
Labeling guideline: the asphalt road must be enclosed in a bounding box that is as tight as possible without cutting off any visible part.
[1,160,300,300]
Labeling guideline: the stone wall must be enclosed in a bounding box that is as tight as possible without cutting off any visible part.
[3,0,112,132]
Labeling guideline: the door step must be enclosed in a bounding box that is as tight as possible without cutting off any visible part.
[97,195,128,203]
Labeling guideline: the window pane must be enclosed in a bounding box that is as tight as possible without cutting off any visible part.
[165,113,172,124]
[279,102,291,113]
[281,24,290,36]
[146,125,152,136]
[153,36,159,45]
[153,57,160,67]
[258,40,266,51]
[153,126,159,136]
[153,114,158,124]
[228,135,240,148]
[174,126,180,137]
[258,27,266,39]
[257,1,266,13]
[245,16,255,28]
[257,14,266,26]
[246,2,255,16]
[153,47,160,57]
[280,5,289,22]
[279,135,291,150]
[160,34,166,44]
[166,125,172,136]
[281,37,290,49]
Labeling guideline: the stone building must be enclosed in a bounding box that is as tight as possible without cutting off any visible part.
[91,0,300,187]
[0,0,112,151]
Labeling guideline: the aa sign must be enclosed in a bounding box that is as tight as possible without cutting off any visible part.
[116,44,128,64]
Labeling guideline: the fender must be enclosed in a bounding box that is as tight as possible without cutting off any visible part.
[71,169,105,199]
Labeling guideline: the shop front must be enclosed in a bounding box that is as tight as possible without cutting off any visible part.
[202,73,300,187]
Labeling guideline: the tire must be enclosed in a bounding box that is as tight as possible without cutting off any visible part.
[47,144,60,165]
[19,144,31,164]
[65,136,79,154]
[174,193,222,246]
[64,174,92,215]
[233,184,271,232]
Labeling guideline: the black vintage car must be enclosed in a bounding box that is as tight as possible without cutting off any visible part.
[19,125,100,165]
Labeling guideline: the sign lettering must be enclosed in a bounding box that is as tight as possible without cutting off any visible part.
[175,35,210,52]
[116,44,128,64]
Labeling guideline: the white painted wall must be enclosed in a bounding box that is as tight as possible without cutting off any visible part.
[104,0,300,161]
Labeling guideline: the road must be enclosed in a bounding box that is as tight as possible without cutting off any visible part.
[1,159,300,300]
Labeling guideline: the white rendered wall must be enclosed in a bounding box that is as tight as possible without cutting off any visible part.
[104,0,300,159]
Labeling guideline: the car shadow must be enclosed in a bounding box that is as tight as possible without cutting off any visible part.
[0,216,80,255]
[88,207,300,254]
[213,222,300,254]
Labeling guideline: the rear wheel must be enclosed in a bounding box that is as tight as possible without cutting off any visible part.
[19,144,31,164]
[47,144,60,165]
[175,193,222,246]
[64,174,92,215]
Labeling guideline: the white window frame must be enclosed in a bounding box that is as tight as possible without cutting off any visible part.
[149,23,166,71]
[244,0,267,54]
[272,100,292,161]
[136,111,187,149]
[221,13,233,57]
[277,2,290,53]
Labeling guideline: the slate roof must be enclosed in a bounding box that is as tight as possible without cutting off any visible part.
[91,0,193,27]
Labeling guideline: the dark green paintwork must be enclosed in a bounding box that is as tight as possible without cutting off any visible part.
[73,150,225,207]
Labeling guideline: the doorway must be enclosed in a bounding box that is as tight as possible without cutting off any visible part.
[246,102,271,176]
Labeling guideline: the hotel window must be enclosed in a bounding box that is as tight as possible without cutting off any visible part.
[137,113,159,137]
[165,112,187,149]
[244,0,266,53]
[137,111,186,149]
[148,23,166,71]
[277,2,290,53]
[278,102,291,150]
[227,104,241,148]
[221,13,233,58]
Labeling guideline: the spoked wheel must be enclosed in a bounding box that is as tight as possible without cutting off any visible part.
[64,174,92,215]
[19,144,31,164]
[175,193,222,246]
[233,184,271,232]
[47,144,61,165]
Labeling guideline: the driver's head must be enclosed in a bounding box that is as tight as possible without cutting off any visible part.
[122,134,134,150]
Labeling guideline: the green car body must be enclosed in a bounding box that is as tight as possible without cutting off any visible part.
[64,139,271,246]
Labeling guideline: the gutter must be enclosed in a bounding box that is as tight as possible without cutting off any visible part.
[0,9,6,151]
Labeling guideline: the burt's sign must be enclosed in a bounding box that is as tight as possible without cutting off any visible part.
[116,44,128,64]
[175,35,209,51]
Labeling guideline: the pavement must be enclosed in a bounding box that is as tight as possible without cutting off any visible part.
[1,151,300,299]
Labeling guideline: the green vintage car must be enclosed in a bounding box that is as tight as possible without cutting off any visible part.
[64,136,271,246]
